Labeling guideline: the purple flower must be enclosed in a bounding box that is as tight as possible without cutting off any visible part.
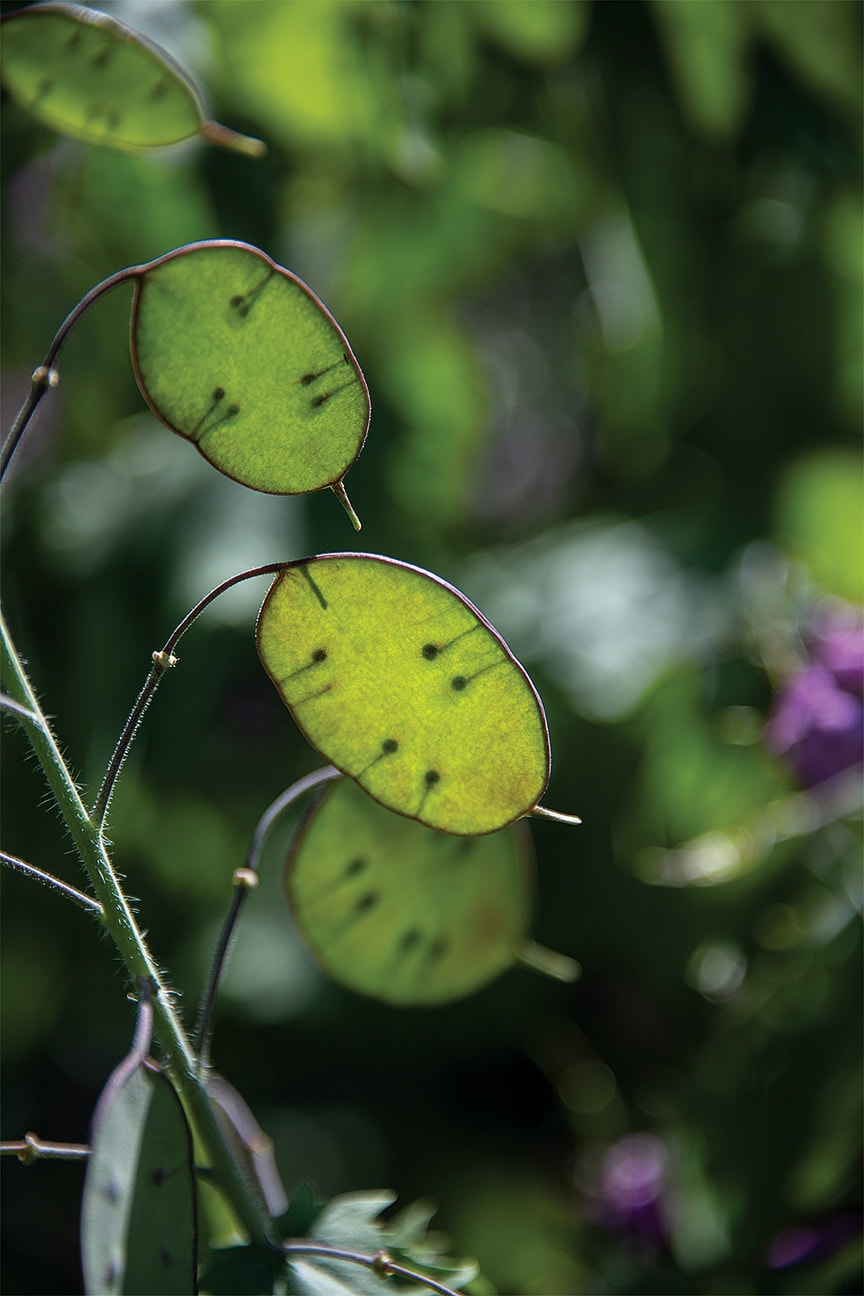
[766,1210,862,1269]
[581,1133,669,1248]
[764,607,864,787]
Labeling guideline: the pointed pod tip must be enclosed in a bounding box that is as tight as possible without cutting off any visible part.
[331,480,362,531]
[200,120,267,158]
[518,941,582,984]
[531,804,582,826]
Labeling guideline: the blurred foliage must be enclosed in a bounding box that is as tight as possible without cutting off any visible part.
[1,1,861,1293]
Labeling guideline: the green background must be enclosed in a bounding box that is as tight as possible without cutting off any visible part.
[1,1,861,1293]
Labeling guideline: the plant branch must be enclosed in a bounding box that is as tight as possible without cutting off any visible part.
[1,850,103,918]
[1,692,40,724]
[281,1243,461,1296]
[1,1133,90,1164]
[0,265,142,481]
[0,608,276,1248]
[92,563,288,827]
[194,765,341,1069]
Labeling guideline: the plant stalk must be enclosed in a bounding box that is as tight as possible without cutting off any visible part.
[0,265,141,481]
[0,608,276,1248]
[93,563,287,828]
[194,765,340,1068]
[1,850,104,918]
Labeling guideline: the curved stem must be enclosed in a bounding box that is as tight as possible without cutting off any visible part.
[92,563,287,827]
[0,608,275,1248]
[282,1243,460,1296]
[195,765,340,1068]
[1,850,103,919]
[0,265,142,481]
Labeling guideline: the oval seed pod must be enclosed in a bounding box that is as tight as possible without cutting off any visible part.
[286,777,533,1005]
[257,553,551,835]
[0,2,264,155]
[131,241,369,521]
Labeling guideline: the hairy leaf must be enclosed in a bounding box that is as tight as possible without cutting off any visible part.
[287,777,533,1004]
[257,554,550,834]
[131,242,369,515]
[0,2,263,155]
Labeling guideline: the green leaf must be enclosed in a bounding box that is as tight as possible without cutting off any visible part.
[286,777,533,1004]
[0,3,264,155]
[80,991,197,1295]
[284,1191,480,1295]
[774,449,864,603]
[257,554,551,834]
[651,0,750,138]
[130,242,369,521]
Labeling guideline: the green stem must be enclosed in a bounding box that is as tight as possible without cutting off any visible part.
[0,608,275,1249]
[0,265,142,481]
[194,765,340,1068]
[1,850,104,918]
[93,563,287,828]
[281,1243,460,1296]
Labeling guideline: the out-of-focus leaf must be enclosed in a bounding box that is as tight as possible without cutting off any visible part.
[753,0,864,117]
[627,672,784,867]
[286,776,533,1004]
[257,553,552,834]
[0,2,263,155]
[774,450,864,603]
[454,129,585,222]
[467,0,588,66]
[200,0,387,150]
[80,990,197,1295]
[651,0,751,139]
[131,241,369,517]
[379,313,487,527]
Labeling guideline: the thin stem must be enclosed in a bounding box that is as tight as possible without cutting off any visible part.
[1,1133,90,1164]
[194,765,340,1068]
[0,265,142,481]
[91,656,172,823]
[1,850,104,919]
[0,608,275,1248]
[0,692,40,724]
[281,1243,460,1296]
[92,563,287,827]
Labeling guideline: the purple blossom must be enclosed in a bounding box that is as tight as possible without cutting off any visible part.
[581,1133,669,1249]
[766,1210,862,1269]
[764,607,864,787]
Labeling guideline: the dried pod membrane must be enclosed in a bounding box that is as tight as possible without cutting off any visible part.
[0,2,263,155]
[131,242,369,514]
[287,777,533,1004]
[257,554,550,835]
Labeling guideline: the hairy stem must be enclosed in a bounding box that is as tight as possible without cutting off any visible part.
[281,1243,460,1296]
[0,609,275,1248]
[93,563,287,828]
[0,265,142,481]
[1,850,104,918]
[195,765,340,1068]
